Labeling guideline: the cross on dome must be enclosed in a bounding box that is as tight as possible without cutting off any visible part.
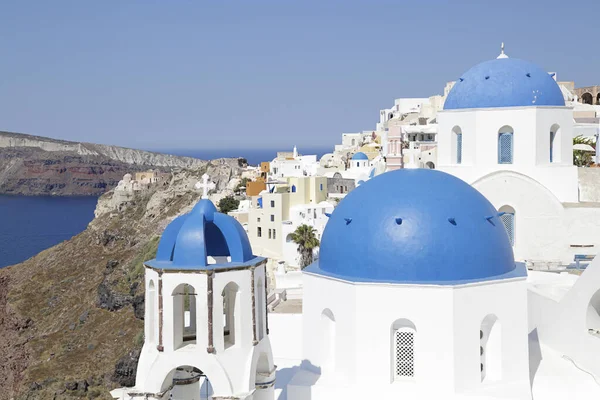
[497,42,509,59]
[195,173,216,199]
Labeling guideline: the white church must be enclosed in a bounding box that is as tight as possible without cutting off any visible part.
[437,49,600,265]
[111,52,600,400]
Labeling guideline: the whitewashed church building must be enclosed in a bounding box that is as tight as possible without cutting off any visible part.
[112,182,275,400]
[437,50,600,265]
[112,169,600,399]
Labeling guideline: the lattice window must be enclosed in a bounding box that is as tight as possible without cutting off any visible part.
[498,133,513,164]
[394,330,415,379]
[456,133,463,164]
[500,213,515,246]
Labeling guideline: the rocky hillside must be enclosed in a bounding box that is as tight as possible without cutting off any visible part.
[0,131,228,196]
[0,161,243,400]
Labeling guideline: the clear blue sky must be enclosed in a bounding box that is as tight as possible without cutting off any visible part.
[0,0,598,151]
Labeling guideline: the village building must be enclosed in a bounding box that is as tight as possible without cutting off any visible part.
[112,169,600,400]
[269,147,320,179]
[246,176,332,268]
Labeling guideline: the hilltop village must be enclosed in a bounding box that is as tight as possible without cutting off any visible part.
[102,47,600,400]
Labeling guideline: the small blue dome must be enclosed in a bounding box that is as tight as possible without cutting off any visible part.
[444,58,565,110]
[147,199,258,270]
[306,169,518,284]
[352,152,368,160]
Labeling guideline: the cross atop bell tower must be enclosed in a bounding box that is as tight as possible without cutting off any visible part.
[195,173,216,199]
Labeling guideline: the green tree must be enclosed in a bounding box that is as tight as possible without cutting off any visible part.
[291,224,320,269]
[217,195,240,214]
[573,135,596,167]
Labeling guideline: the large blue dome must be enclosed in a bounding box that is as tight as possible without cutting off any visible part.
[444,58,565,110]
[306,169,520,284]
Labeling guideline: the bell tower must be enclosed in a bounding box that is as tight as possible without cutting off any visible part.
[112,175,275,400]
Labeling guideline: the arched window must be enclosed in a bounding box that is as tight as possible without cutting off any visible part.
[499,205,515,247]
[498,126,514,164]
[286,234,294,243]
[351,139,356,146]
[550,124,561,163]
[597,93,600,105]
[391,319,416,381]
[172,283,196,350]
[148,280,156,344]
[587,289,600,337]
[321,309,336,373]
[425,161,435,169]
[222,282,240,349]
[480,314,502,382]
[291,185,296,193]
[452,126,462,164]
[582,92,593,105]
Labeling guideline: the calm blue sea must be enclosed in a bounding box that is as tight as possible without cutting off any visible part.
[0,147,332,269]
[0,196,98,268]
[161,147,332,166]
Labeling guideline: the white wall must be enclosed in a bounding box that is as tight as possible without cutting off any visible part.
[437,106,578,203]
[296,273,531,399]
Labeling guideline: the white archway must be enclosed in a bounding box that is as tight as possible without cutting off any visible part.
[499,205,515,247]
[452,126,463,164]
[550,124,561,163]
[498,126,514,164]
[391,318,416,381]
[320,309,336,374]
[172,283,197,350]
[148,280,156,344]
[222,282,240,349]
[481,314,502,382]
[587,289,600,336]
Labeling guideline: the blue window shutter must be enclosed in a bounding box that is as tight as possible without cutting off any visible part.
[498,133,513,164]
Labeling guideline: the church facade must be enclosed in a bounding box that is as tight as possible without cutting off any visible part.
[437,52,600,264]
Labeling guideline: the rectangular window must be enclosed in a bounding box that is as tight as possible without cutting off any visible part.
[268,229,272,239]
[273,229,276,239]
[270,200,275,208]
[498,133,513,164]
[257,217,260,223]
[270,215,275,222]
[320,183,323,191]
[257,227,262,238]
[394,330,415,379]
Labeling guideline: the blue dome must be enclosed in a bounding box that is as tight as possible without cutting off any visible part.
[306,169,520,284]
[444,58,565,110]
[147,199,259,270]
[352,152,368,160]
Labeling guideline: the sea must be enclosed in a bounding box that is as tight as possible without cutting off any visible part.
[0,195,99,268]
[163,147,332,166]
[0,147,332,269]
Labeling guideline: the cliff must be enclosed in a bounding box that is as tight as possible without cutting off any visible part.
[0,162,244,400]
[0,131,226,196]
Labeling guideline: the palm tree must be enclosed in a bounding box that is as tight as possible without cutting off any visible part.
[290,224,320,269]
[573,135,596,167]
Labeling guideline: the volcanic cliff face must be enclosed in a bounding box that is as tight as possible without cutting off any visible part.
[0,131,216,196]
[0,161,243,400]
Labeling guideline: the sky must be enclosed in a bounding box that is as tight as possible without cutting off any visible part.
[0,0,598,151]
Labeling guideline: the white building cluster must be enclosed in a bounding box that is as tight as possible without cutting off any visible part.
[111,47,600,400]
